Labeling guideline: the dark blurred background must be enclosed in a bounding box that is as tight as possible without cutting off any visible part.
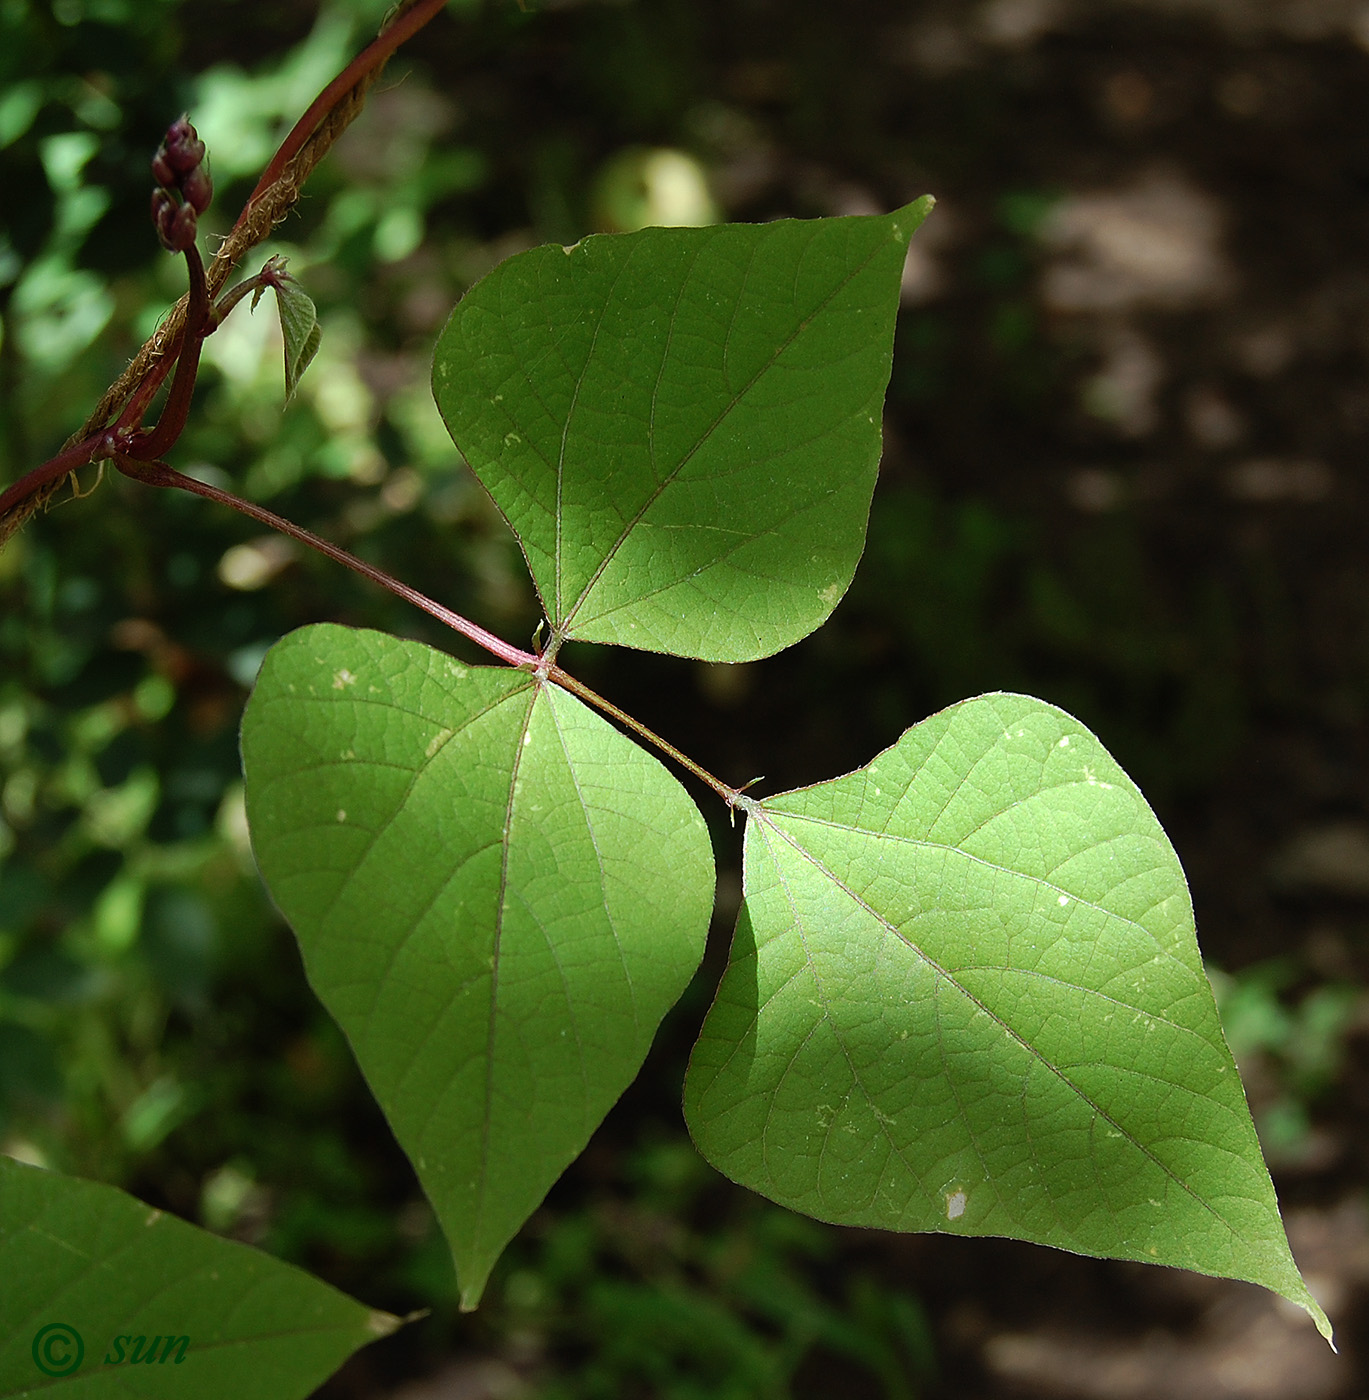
[4,0,1369,1395]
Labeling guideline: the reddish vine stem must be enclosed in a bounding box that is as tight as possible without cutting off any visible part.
[111,259,284,442]
[0,0,446,547]
[235,0,449,230]
[113,455,538,672]
[3,0,749,808]
[130,244,210,460]
[112,348,176,441]
[0,244,208,522]
[0,433,104,522]
[111,456,744,802]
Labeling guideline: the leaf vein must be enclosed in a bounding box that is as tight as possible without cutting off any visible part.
[755,810,1236,1237]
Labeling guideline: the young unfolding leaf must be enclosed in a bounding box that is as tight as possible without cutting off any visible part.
[684,693,1330,1341]
[270,273,321,402]
[241,625,714,1308]
[0,1156,396,1397]
[432,200,933,662]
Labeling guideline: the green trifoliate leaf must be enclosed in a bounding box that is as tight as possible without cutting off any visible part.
[684,693,1330,1342]
[271,273,321,402]
[241,625,713,1309]
[432,200,933,662]
[0,1156,397,1397]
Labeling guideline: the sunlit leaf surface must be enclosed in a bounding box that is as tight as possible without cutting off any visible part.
[242,625,713,1307]
[685,693,1330,1340]
[433,200,932,661]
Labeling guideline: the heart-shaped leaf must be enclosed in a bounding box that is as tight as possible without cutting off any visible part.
[432,200,933,662]
[684,693,1329,1340]
[241,625,713,1308]
[0,1156,397,1397]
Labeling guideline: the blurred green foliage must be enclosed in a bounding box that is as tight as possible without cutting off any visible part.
[1211,960,1359,1163]
[492,1131,934,1400]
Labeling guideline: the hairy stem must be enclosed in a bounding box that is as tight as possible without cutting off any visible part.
[0,432,103,525]
[6,0,745,808]
[236,0,448,228]
[1,0,445,547]
[69,0,446,459]
[210,264,284,324]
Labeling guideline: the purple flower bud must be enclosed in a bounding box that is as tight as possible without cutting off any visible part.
[152,189,178,248]
[181,163,213,215]
[162,116,206,174]
[151,151,176,189]
[168,200,198,252]
[152,189,197,253]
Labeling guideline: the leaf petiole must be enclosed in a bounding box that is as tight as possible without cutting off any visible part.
[113,455,538,672]
[545,664,742,805]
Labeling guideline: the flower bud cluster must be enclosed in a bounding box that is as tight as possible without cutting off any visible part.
[151,116,212,253]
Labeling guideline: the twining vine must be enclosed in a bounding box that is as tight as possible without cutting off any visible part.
[0,0,445,546]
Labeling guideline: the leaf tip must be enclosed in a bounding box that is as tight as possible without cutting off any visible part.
[1305,1296,1335,1350]
[456,1248,495,1314]
[1268,1270,1334,1348]
[895,194,937,243]
[366,1309,406,1339]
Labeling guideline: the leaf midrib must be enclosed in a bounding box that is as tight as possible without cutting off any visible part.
[557,224,895,637]
[769,801,1190,974]
[472,684,539,1256]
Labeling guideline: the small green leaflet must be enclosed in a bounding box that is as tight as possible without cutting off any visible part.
[252,257,322,402]
[241,625,714,1308]
[432,199,933,663]
[0,1156,396,1398]
[683,693,1330,1341]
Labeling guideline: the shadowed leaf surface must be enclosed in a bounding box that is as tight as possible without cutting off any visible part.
[0,1156,396,1398]
[272,276,321,403]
